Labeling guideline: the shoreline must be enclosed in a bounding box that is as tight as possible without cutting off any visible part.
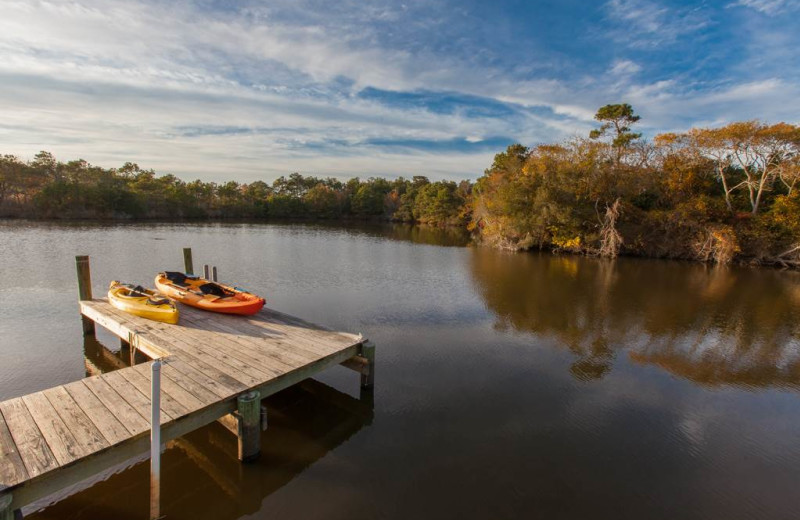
[3,217,797,270]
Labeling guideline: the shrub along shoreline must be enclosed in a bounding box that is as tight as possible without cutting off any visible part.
[2,104,798,267]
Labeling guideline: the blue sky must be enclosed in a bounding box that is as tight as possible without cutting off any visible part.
[1,0,798,182]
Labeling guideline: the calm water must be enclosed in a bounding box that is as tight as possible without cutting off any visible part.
[1,221,800,520]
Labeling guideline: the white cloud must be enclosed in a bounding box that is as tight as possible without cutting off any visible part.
[604,0,710,48]
[0,0,797,182]
[0,0,595,180]
[622,77,800,134]
[610,60,642,76]
[730,0,800,14]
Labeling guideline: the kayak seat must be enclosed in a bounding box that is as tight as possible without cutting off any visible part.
[163,271,193,287]
[199,283,232,297]
[128,284,169,304]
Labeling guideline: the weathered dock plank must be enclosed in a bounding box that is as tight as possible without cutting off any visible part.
[62,381,130,445]
[0,297,367,514]
[41,387,109,456]
[0,413,28,485]
[21,392,85,467]
[0,398,58,478]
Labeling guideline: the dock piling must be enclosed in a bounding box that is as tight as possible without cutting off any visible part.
[0,493,13,520]
[203,264,210,280]
[75,255,95,336]
[183,247,194,275]
[359,341,376,389]
[212,266,218,282]
[237,391,261,462]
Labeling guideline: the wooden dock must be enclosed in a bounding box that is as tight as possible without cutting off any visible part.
[0,255,374,517]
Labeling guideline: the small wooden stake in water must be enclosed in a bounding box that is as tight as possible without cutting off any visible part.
[183,247,194,275]
[203,264,210,280]
[150,360,162,520]
[212,266,218,282]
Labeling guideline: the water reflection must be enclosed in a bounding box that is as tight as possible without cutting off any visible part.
[82,334,128,375]
[0,219,472,248]
[31,337,373,520]
[469,249,800,387]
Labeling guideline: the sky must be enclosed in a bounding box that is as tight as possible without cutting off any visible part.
[1,0,799,183]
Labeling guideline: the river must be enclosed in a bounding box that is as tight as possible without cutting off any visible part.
[1,220,799,519]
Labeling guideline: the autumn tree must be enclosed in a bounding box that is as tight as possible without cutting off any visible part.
[727,122,799,214]
[0,155,25,205]
[678,122,800,214]
[589,103,642,165]
[777,154,799,196]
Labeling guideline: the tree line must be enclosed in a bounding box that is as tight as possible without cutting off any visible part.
[473,105,799,266]
[0,153,470,225]
[2,104,798,265]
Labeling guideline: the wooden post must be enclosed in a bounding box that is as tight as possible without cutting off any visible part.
[119,338,131,366]
[203,264,210,280]
[237,391,261,462]
[131,347,148,365]
[75,255,95,336]
[183,247,194,275]
[0,493,13,520]
[359,341,376,389]
[212,266,218,282]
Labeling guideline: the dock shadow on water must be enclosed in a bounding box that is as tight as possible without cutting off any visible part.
[29,336,373,520]
[469,249,800,387]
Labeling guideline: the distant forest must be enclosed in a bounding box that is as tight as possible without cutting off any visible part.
[2,104,799,266]
[0,152,471,226]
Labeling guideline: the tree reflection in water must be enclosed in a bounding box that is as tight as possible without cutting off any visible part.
[469,248,800,387]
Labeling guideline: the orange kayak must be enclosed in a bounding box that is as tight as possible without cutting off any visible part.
[154,272,265,316]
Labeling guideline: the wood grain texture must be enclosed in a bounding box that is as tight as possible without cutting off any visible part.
[83,375,153,434]
[63,381,130,445]
[0,297,365,511]
[42,387,109,456]
[0,399,58,478]
[0,412,29,486]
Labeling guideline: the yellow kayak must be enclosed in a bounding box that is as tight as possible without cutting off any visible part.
[108,281,179,324]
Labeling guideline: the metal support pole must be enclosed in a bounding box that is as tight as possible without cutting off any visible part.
[203,264,210,280]
[75,255,95,336]
[212,266,218,282]
[150,360,162,520]
[183,247,194,275]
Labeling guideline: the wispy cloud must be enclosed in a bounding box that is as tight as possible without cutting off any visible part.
[610,60,643,76]
[604,0,711,48]
[729,0,800,14]
[0,0,797,182]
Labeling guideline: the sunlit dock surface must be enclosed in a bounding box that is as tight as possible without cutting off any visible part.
[0,299,373,515]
